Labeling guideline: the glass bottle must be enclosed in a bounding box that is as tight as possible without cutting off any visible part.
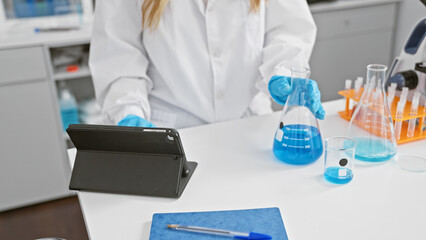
[346,64,397,162]
[272,67,323,165]
[58,82,80,131]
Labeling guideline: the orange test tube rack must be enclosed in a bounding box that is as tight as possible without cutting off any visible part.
[338,88,426,145]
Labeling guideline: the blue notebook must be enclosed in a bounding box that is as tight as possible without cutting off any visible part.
[149,207,288,240]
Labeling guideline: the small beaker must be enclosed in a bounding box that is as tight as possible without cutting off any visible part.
[324,137,356,184]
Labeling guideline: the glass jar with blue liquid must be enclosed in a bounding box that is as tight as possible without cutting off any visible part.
[324,137,356,184]
[272,67,323,165]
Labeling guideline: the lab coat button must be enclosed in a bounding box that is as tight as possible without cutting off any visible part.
[212,50,221,58]
[215,91,224,100]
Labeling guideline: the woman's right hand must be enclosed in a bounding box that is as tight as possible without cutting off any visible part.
[117,115,156,128]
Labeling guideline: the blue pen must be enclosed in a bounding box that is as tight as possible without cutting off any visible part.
[167,224,272,240]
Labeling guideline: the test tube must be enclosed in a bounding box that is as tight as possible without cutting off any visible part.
[387,83,397,106]
[356,77,363,86]
[345,79,352,90]
[352,78,363,115]
[407,92,421,138]
[400,87,409,103]
[395,87,409,140]
[394,100,406,141]
[345,79,352,116]
[370,76,376,89]
[421,99,426,134]
[354,77,363,95]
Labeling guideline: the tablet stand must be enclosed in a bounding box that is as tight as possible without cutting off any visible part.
[67,125,197,198]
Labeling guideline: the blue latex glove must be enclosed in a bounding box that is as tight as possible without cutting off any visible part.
[268,75,326,120]
[117,114,156,128]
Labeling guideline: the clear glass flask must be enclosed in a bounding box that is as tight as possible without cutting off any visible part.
[273,67,323,165]
[346,64,397,162]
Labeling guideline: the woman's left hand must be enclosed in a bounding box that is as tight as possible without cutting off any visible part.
[268,75,326,120]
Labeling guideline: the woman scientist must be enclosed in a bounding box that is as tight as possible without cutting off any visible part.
[89,0,325,128]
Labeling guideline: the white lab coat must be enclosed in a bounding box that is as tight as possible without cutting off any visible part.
[89,0,316,128]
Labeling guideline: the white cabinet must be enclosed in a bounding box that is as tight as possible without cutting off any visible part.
[0,45,72,211]
[310,1,399,101]
[0,25,93,210]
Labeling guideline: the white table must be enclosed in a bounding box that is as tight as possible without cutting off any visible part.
[69,100,426,240]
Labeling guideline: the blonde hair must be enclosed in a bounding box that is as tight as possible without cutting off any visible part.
[142,0,262,30]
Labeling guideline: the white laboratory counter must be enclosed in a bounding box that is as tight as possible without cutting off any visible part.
[68,99,426,240]
[0,23,92,49]
[309,0,400,13]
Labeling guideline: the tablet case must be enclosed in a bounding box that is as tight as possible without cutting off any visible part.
[67,124,197,198]
[149,207,288,240]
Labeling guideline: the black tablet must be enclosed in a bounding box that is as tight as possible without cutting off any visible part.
[67,124,197,198]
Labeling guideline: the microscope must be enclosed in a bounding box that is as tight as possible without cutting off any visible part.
[387,17,426,99]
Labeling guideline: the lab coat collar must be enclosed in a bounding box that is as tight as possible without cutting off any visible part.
[193,0,205,15]
[193,0,217,15]
[207,0,218,10]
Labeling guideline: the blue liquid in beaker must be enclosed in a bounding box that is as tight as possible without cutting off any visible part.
[354,137,396,162]
[324,167,353,184]
[273,124,323,165]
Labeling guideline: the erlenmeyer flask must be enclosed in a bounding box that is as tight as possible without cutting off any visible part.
[346,64,397,162]
[273,67,323,165]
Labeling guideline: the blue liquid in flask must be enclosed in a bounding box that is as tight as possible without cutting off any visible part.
[273,124,323,165]
[324,167,353,184]
[353,137,396,162]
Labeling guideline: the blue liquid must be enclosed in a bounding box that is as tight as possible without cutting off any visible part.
[61,108,80,131]
[324,167,353,184]
[353,137,396,162]
[273,124,323,165]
